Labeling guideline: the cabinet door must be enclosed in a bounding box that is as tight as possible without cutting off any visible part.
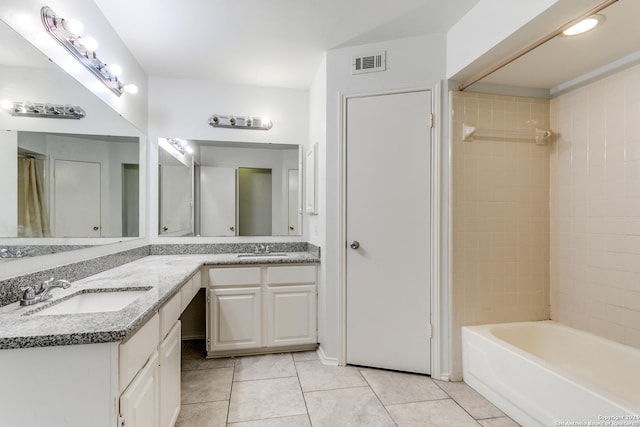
[209,288,262,351]
[266,285,317,347]
[160,321,181,427]
[120,351,160,427]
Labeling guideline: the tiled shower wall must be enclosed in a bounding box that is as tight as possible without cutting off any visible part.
[451,91,551,378]
[550,63,640,349]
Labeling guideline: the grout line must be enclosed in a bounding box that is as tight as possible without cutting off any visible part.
[226,360,235,426]
[357,368,398,426]
[293,353,314,426]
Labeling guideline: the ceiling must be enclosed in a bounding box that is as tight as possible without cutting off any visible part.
[461,0,640,92]
[93,0,479,89]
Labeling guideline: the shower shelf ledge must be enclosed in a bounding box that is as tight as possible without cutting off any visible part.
[462,123,552,145]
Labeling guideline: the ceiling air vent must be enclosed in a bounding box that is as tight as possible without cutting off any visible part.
[352,51,386,75]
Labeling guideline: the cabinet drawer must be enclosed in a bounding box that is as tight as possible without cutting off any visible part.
[266,265,316,285]
[161,291,182,339]
[119,313,160,392]
[191,270,202,298]
[209,267,261,287]
[180,278,193,312]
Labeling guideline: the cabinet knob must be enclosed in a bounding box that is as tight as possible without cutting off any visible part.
[162,226,168,232]
[229,226,235,231]
[93,226,99,231]
[350,241,360,249]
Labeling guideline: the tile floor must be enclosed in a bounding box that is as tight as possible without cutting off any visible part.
[177,340,519,427]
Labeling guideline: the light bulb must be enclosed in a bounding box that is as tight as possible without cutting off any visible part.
[78,36,98,51]
[562,15,605,36]
[185,146,194,154]
[123,84,138,94]
[66,18,84,36]
[109,64,122,77]
[0,99,14,110]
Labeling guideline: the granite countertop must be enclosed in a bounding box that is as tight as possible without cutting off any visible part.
[0,252,319,350]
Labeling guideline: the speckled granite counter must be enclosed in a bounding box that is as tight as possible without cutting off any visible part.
[0,252,319,350]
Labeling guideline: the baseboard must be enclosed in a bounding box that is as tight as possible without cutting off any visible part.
[317,345,339,366]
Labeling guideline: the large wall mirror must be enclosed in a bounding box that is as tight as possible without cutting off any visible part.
[0,19,145,260]
[159,139,301,237]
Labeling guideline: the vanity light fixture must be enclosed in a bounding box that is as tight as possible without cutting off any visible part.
[562,14,606,36]
[1,100,86,119]
[166,138,193,155]
[208,114,273,130]
[41,6,138,97]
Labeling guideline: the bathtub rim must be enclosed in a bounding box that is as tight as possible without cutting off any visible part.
[462,320,640,416]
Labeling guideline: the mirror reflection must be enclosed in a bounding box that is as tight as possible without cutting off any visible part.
[9,131,139,238]
[0,18,144,257]
[158,140,301,237]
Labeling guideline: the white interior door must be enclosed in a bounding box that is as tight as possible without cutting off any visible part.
[53,159,101,237]
[159,164,192,235]
[200,166,236,236]
[346,90,432,374]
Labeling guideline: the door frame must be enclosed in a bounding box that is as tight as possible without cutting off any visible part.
[338,84,443,378]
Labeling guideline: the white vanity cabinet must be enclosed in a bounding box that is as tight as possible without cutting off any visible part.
[206,264,317,356]
[266,265,317,347]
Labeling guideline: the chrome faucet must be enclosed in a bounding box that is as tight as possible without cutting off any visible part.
[20,277,72,306]
[253,244,271,255]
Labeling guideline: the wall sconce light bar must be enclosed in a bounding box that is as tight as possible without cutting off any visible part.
[166,138,193,155]
[41,6,137,97]
[208,114,273,130]
[2,101,86,119]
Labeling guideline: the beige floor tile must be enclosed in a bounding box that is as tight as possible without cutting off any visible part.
[361,368,448,405]
[182,367,234,404]
[387,399,481,427]
[234,353,296,381]
[227,377,307,423]
[175,401,228,427]
[304,386,395,427]
[292,350,319,362]
[295,360,366,392]
[479,417,521,427]
[182,356,235,371]
[228,414,311,427]
[435,380,505,419]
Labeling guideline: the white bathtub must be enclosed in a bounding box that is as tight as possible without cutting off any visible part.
[462,321,640,427]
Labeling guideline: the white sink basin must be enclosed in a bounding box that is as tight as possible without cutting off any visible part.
[237,253,288,258]
[32,289,150,316]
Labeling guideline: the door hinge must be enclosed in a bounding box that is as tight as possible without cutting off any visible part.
[118,415,125,427]
[207,293,210,304]
[206,337,211,350]
[429,113,434,129]
[427,323,433,339]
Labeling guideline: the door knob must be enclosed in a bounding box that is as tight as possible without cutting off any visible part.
[350,241,360,249]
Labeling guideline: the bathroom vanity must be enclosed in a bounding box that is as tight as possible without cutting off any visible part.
[0,251,319,427]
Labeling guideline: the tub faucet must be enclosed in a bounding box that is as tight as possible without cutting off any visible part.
[20,278,72,306]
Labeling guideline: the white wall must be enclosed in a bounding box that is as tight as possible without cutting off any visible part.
[0,132,18,236]
[148,77,309,243]
[0,0,148,132]
[320,33,447,362]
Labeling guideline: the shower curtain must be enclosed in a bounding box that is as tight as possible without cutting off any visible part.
[17,157,50,237]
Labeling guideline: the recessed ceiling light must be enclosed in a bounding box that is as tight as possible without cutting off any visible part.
[562,14,605,36]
